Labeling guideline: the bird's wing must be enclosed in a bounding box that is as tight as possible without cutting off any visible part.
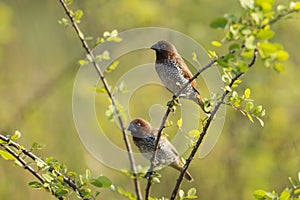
[176,56,200,93]
[161,137,180,157]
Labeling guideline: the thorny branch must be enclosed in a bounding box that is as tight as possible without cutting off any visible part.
[169,48,258,200]
[58,1,142,199]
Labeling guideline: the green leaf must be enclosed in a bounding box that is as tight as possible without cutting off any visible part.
[288,176,299,188]
[265,191,278,199]
[188,130,200,137]
[86,169,91,180]
[75,9,83,21]
[32,142,46,150]
[273,63,285,72]
[187,188,197,196]
[245,35,256,49]
[295,2,300,10]
[58,18,69,26]
[78,30,84,40]
[103,31,110,38]
[225,85,232,92]
[90,86,107,93]
[236,61,248,73]
[177,118,183,128]
[91,176,112,188]
[28,181,43,189]
[179,189,185,198]
[257,29,275,40]
[255,0,274,11]
[11,130,21,140]
[56,188,69,198]
[279,188,290,199]
[247,113,254,123]
[0,150,15,161]
[111,29,118,37]
[67,171,77,177]
[210,17,227,29]
[276,50,289,61]
[256,117,265,127]
[211,41,222,47]
[66,0,73,6]
[102,51,110,60]
[244,88,251,98]
[258,42,283,54]
[191,52,198,61]
[36,158,45,168]
[106,60,119,73]
[229,43,240,51]
[291,1,300,10]
[245,102,254,111]
[253,105,263,115]
[253,189,266,199]
[240,0,254,9]
[42,173,54,182]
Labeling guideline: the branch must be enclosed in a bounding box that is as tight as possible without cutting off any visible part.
[144,57,218,199]
[0,134,83,200]
[57,1,142,199]
[169,48,258,200]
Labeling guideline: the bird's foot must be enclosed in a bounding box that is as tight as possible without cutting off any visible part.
[167,96,181,111]
[144,170,156,180]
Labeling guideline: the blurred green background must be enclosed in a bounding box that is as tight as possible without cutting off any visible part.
[0,0,300,199]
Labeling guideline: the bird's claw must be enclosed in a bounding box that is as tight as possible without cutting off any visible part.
[144,171,156,179]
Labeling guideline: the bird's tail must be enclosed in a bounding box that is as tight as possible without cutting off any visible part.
[170,161,194,182]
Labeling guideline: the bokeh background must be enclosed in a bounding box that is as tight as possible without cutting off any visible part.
[1,0,300,199]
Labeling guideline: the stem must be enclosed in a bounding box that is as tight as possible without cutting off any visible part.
[58,1,142,199]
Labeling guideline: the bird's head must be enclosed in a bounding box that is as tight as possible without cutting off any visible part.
[127,118,153,138]
[151,40,178,60]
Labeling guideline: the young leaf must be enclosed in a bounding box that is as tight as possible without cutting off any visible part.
[244,88,251,98]
[32,142,46,150]
[240,0,254,9]
[91,176,112,188]
[177,118,183,128]
[56,188,69,198]
[256,117,265,127]
[0,150,15,161]
[210,17,228,29]
[11,130,21,140]
[28,181,43,189]
[211,41,222,47]
[179,189,185,198]
[187,188,197,196]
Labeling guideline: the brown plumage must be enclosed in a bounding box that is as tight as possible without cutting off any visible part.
[127,118,193,182]
[151,40,209,113]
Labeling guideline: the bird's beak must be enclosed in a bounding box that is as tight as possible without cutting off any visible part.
[150,43,160,51]
[127,123,136,132]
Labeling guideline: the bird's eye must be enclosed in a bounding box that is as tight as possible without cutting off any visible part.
[136,122,141,127]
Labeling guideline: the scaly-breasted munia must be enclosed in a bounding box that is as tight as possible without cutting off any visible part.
[151,40,209,113]
[127,118,193,182]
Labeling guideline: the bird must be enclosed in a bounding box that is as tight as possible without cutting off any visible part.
[127,118,193,182]
[151,40,210,113]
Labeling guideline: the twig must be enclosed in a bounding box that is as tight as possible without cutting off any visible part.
[57,1,142,199]
[265,9,299,28]
[169,48,258,200]
[144,58,218,199]
[0,134,71,200]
